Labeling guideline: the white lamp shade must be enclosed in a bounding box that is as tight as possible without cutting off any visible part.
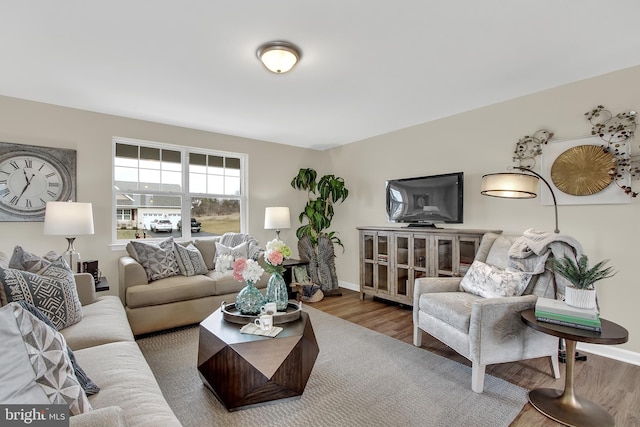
[264,207,291,230]
[44,201,95,236]
[480,173,539,199]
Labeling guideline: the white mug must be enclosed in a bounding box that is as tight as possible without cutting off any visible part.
[260,302,277,316]
[254,314,273,331]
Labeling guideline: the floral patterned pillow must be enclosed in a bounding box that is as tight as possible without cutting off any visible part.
[460,260,532,298]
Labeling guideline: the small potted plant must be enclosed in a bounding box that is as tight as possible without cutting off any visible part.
[550,254,616,309]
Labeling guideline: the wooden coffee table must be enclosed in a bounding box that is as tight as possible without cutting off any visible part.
[198,308,319,411]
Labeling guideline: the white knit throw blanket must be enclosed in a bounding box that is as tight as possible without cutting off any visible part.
[508,229,584,298]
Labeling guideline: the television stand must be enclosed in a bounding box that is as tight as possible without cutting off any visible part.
[405,223,440,228]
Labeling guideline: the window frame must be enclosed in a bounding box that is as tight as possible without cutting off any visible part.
[112,137,248,245]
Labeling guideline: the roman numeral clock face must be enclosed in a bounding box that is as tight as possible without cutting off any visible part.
[0,150,74,221]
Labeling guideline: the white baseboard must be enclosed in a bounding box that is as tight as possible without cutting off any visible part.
[576,342,640,366]
[338,281,358,292]
[337,282,640,366]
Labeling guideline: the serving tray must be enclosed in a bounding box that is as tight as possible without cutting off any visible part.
[221,301,302,325]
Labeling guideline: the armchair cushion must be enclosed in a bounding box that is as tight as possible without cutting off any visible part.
[460,260,531,298]
[418,291,482,333]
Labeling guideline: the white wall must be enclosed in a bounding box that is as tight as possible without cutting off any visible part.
[0,95,312,300]
[327,65,640,354]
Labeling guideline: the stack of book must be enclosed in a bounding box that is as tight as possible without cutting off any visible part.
[535,297,601,332]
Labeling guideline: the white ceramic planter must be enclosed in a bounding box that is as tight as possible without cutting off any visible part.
[565,286,597,309]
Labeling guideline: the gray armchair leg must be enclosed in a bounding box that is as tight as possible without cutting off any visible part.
[550,353,560,378]
[471,363,485,393]
[413,326,422,347]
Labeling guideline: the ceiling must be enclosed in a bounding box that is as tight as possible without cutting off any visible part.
[2,1,640,151]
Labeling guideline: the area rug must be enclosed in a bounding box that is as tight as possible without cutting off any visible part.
[137,306,528,427]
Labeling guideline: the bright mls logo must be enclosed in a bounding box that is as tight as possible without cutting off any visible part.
[1,405,68,426]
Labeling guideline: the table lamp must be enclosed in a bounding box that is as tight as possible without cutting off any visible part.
[44,201,95,272]
[264,207,291,240]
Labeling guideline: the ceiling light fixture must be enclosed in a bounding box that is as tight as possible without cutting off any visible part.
[257,41,301,74]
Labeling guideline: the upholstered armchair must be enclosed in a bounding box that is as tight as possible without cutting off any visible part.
[413,232,566,393]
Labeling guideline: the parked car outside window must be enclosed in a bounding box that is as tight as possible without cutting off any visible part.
[177,218,201,233]
[151,219,173,232]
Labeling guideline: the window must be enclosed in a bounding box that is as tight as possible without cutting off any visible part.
[113,137,246,241]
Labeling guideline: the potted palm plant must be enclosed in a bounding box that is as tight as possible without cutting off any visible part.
[550,254,616,309]
[290,168,349,294]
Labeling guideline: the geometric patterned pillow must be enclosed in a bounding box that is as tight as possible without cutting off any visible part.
[128,237,180,282]
[17,301,100,396]
[0,257,83,330]
[10,302,92,415]
[460,260,532,298]
[174,243,208,277]
[8,245,59,273]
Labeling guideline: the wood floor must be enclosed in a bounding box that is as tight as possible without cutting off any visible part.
[311,289,640,427]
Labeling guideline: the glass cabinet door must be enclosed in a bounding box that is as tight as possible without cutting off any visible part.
[434,235,454,277]
[377,233,389,292]
[458,237,479,277]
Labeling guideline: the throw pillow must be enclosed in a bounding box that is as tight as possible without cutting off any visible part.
[128,237,180,282]
[0,302,92,415]
[214,241,248,264]
[8,246,60,273]
[0,257,83,329]
[17,301,100,396]
[460,260,532,298]
[174,243,208,277]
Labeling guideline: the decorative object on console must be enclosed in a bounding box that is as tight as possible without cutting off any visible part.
[264,238,292,311]
[0,142,76,222]
[233,258,265,315]
[257,41,301,74]
[264,206,291,239]
[550,254,616,310]
[291,168,349,294]
[43,201,94,272]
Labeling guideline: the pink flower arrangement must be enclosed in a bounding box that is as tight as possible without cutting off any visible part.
[232,258,264,283]
[264,238,291,274]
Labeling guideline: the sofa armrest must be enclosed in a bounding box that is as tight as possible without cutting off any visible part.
[468,294,539,362]
[74,273,97,306]
[70,406,127,427]
[118,256,148,301]
[413,277,462,324]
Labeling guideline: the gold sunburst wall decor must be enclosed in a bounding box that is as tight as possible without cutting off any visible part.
[550,145,616,196]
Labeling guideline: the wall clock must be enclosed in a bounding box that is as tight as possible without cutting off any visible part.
[0,142,76,222]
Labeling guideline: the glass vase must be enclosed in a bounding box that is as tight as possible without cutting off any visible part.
[265,272,289,312]
[235,281,265,315]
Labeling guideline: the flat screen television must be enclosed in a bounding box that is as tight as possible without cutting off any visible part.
[386,172,463,227]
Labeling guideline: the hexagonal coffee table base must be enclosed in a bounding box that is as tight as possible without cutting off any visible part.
[198,309,319,411]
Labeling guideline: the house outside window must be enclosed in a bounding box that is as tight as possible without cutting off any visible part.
[112,137,247,241]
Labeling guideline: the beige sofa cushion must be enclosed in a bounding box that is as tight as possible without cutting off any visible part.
[126,274,217,309]
[194,238,221,270]
[206,270,256,295]
[74,341,181,427]
[62,296,135,351]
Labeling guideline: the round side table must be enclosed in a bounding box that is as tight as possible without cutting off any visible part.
[521,309,628,427]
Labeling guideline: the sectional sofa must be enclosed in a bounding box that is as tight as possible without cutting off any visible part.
[0,251,181,427]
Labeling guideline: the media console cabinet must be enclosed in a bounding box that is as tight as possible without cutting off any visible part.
[358,226,500,306]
